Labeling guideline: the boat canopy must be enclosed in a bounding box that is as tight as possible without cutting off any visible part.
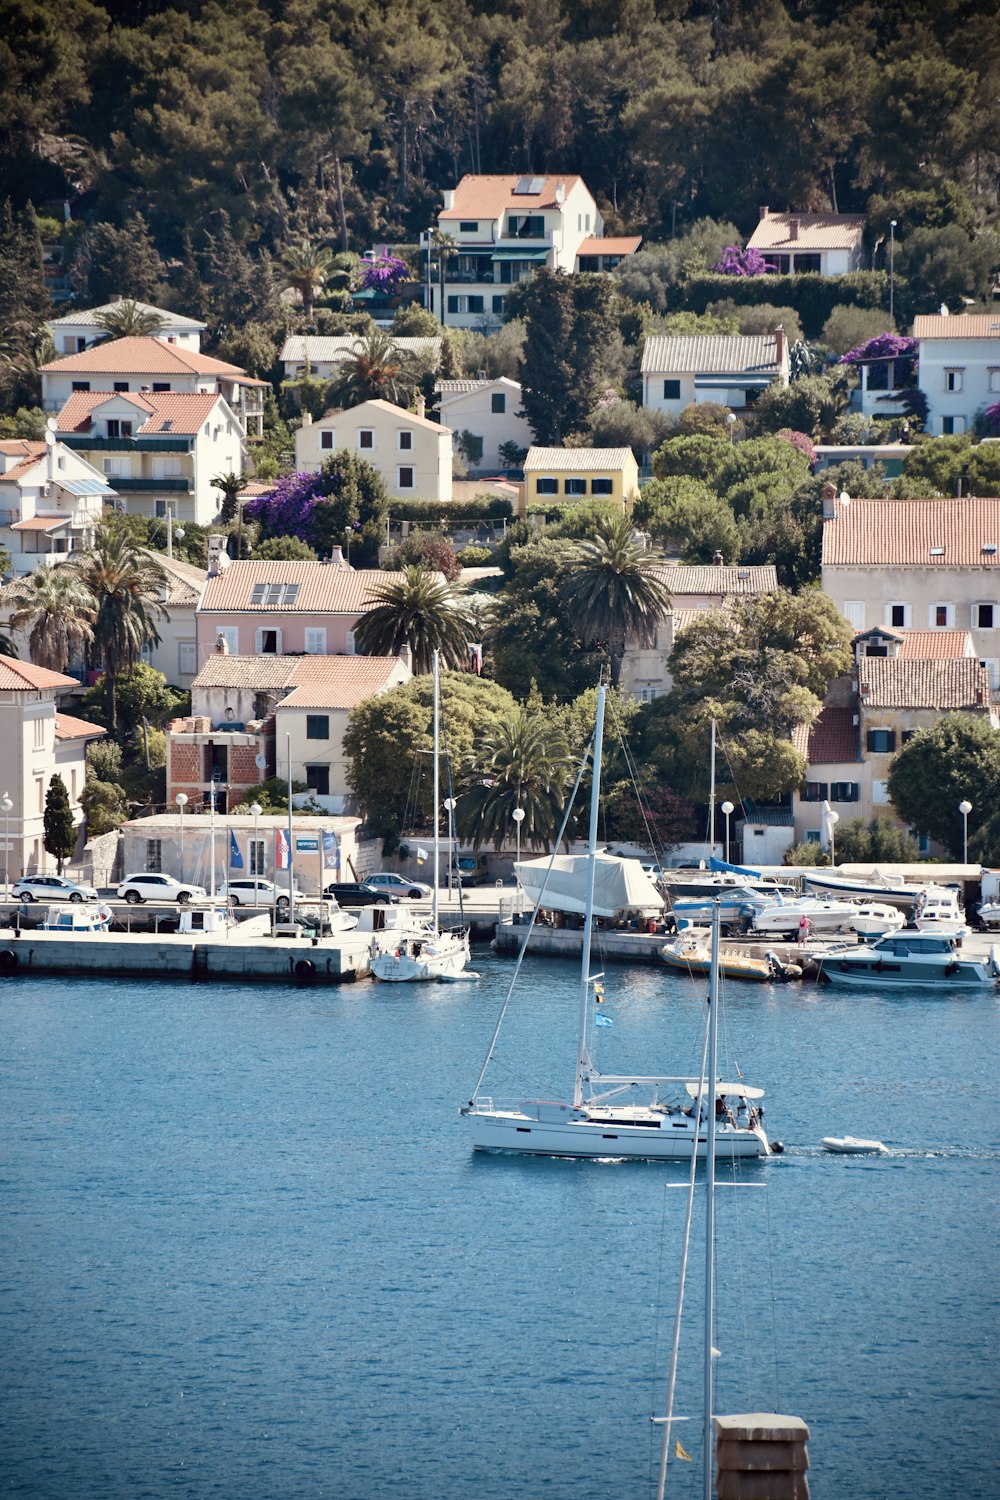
[685,1080,765,1100]
[515,853,664,918]
[709,856,762,878]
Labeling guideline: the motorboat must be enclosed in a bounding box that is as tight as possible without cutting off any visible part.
[739,891,856,936]
[43,902,113,933]
[802,869,923,910]
[822,1135,888,1155]
[660,929,801,983]
[815,930,1000,989]
[849,903,906,939]
[912,888,967,930]
[977,901,1000,930]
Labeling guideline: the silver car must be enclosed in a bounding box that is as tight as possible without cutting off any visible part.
[363,872,433,899]
[13,874,99,904]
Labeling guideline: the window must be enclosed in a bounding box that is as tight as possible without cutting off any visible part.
[320,430,334,450]
[146,839,162,873]
[398,430,413,451]
[304,628,327,654]
[305,765,329,797]
[154,500,177,519]
[917,831,931,855]
[944,369,963,392]
[492,295,505,315]
[930,603,952,628]
[884,602,910,628]
[591,478,613,496]
[152,383,170,392]
[536,477,558,495]
[71,381,90,392]
[153,457,182,478]
[179,642,197,675]
[447,294,484,313]
[844,601,865,629]
[792,253,822,274]
[103,458,132,478]
[942,416,966,435]
[873,780,890,805]
[801,782,829,802]
[255,627,282,654]
[358,430,374,450]
[459,220,478,233]
[663,379,681,400]
[397,466,415,490]
[990,369,1000,393]
[491,392,506,414]
[306,715,329,740]
[975,603,995,629]
[249,580,301,608]
[215,627,239,654]
[866,729,897,753]
[981,658,1000,689]
[804,829,821,844]
[564,477,587,496]
[507,214,545,238]
[249,839,265,876]
[830,782,860,802]
[113,381,129,392]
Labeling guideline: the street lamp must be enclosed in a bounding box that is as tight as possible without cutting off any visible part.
[1,792,12,899]
[889,220,897,322]
[175,792,188,880]
[250,802,262,881]
[512,807,525,909]
[166,513,185,560]
[726,411,737,445]
[720,800,734,865]
[959,799,972,864]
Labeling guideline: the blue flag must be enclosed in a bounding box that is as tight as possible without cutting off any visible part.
[323,829,340,873]
[229,830,243,869]
[595,1014,613,1028]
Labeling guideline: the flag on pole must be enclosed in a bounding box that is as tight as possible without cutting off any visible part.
[229,830,244,869]
[595,1014,613,1028]
[416,846,429,865]
[674,1439,692,1462]
[323,829,340,873]
[594,981,605,1003]
[275,828,292,870]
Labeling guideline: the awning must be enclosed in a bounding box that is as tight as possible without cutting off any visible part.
[10,516,73,532]
[61,478,116,496]
[490,248,550,262]
[694,374,775,389]
[515,853,664,917]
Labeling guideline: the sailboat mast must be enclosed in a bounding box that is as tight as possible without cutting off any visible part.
[703,900,721,1500]
[432,649,440,929]
[574,682,606,1109]
[708,717,716,860]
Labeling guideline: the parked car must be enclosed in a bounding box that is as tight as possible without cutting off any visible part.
[218,878,290,909]
[322,881,399,907]
[363,872,433,899]
[451,854,489,885]
[117,873,208,905]
[13,873,99,904]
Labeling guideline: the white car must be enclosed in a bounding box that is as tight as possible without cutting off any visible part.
[218,878,290,909]
[363,872,433,899]
[117,873,208,905]
[13,873,99,903]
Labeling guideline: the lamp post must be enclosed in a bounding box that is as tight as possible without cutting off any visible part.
[720,800,734,865]
[959,799,972,864]
[1,792,12,899]
[726,411,737,445]
[512,806,525,910]
[175,792,188,880]
[828,809,840,867]
[250,801,262,882]
[889,220,896,322]
[166,512,185,561]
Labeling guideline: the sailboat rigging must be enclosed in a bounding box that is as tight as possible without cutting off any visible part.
[462,684,772,1159]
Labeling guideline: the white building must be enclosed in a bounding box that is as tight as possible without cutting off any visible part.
[295,399,453,502]
[47,300,206,355]
[0,433,115,573]
[745,208,867,276]
[434,377,531,470]
[279,335,441,383]
[913,312,1000,436]
[641,332,789,418]
[54,390,246,528]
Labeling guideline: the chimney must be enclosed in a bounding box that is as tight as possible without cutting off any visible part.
[442,190,455,211]
[214,633,230,655]
[821,481,837,520]
[713,551,724,566]
[416,396,426,419]
[759,205,769,221]
[399,643,413,672]
[789,217,800,240]
[774,324,785,367]
[302,411,313,426]
[555,182,565,203]
[328,544,349,569]
[207,533,226,576]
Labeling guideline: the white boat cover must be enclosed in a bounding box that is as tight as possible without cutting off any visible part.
[515,854,664,918]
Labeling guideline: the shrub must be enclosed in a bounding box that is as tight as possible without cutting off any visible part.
[392,531,461,580]
[457,544,493,567]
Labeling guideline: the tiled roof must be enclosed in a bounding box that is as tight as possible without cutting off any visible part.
[198,561,413,614]
[149,553,205,607]
[896,630,973,660]
[436,376,521,396]
[236,481,273,498]
[191,653,406,709]
[747,211,865,251]
[793,704,858,764]
[0,659,77,690]
[279,335,441,363]
[652,565,779,596]
[48,300,206,331]
[641,334,783,375]
[523,446,634,471]
[859,657,991,709]
[314,398,449,434]
[0,440,46,484]
[10,515,72,532]
[822,497,1000,566]
[439,174,583,220]
[41,336,264,384]
[577,236,642,256]
[56,389,223,436]
[55,711,105,740]
[912,314,1000,339]
[192,655,299,690]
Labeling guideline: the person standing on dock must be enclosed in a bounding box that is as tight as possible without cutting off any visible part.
[798,914,811,944]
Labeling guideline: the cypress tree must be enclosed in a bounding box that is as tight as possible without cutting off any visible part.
[43,774,77,876]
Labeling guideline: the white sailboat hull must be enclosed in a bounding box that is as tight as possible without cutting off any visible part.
[465,1105,769,1159]
[371,931,470,982]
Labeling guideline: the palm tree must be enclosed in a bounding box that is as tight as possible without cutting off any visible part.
[330,328,416,407]
[211,469,247,524]
[69,519,169,734]
[7,566,95,674]
[94,299,166,339]
[354,566,471,674]
[283,240,335,321]
[558,514,673,686]
[455,706,573,852]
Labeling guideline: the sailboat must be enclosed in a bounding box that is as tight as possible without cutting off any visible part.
[370,650,471,983]
[462,684,771,1159]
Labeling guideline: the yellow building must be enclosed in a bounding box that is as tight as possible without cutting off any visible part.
[520,446,639,517]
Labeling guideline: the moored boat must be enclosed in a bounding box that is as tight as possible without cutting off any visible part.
[822,1135,887,1155]
[660,929,801,983]
[815,929,1000,989]
[848,902,906,939]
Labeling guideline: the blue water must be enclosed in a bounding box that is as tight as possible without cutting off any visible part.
[1,950,996,1499]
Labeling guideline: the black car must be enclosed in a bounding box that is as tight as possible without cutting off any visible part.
[322,882,399,907]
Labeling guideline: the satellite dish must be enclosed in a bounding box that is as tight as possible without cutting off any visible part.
[255,754,266,770]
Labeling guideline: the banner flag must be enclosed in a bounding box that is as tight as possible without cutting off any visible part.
[323,830,340,873]
[275,828,292,870]
[229,830,244,869]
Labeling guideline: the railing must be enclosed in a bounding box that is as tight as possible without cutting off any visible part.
[110,477,193,493]
[0,509,16,526]
[65,436,196,453]
[444,269,495,285]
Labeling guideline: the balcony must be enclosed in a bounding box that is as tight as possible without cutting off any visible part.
[64,436,196,453]
[445,267,495,285]
[110,477,194,493]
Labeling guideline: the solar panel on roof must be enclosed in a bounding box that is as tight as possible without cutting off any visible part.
[514,175,545,195]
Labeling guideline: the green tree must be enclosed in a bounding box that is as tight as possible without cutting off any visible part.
[821,306,895,357]
[588,399,673,459]
[896,225,1000,313]
[43,773,76,874]
[329,328,418,407]
[253,535,319,561]
[80,663,186,740]
[488,537,603,702]
[79,778,129,837]
[752,374,846,440]
[7,566,94,673]
[559,514,673,685]
[636,476,740,563]
[211,470,246,524]
[283,239,335,322]
[518,269,618,443]
[94,299,167,338]
[887,713,1000,858]
[455,704,573,852]
[833,816,920,864]
[70,215,165,306]
[353,566,471,674]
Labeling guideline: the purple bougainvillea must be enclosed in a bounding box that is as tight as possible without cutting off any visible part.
[243,472,325,543]
[776,428,818,464]
[360,254,410,293]
[839,334,918,366]
[712,245,774,277]
[984,400,1000,434]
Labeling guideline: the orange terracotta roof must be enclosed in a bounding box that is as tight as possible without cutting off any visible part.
[747,211,865,252]
[576,236,642,256]
[0,440,46,484]
[823,497,1000,566]
[912,314,1000,339]
[279,656,408,709]
[55,711,105,740]
[859,657,991,710]
[10,515,73,532]
[41,335,266,384]
[198,560,414,614]
[793,704,859,765]
[896,629,973,660]
[56,389,223,436]
[439,174,584,220]
[0,659,77,690]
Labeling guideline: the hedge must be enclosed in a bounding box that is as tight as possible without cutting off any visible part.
[386,496,514,524]
[678,270,896,339]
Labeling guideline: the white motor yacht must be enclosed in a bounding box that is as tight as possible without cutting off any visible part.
[815,930,1000,990]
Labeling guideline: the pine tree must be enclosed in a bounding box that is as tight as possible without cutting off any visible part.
[43,774,77,876]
